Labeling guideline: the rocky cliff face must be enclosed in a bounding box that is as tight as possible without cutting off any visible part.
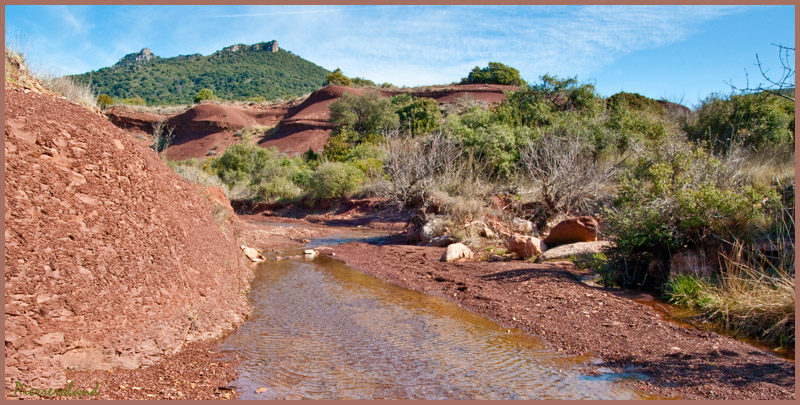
[115,48,157,66]
[4,73,253,391]
[219,40,279,54]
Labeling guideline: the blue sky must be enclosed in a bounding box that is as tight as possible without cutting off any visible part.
[5,5,795,107]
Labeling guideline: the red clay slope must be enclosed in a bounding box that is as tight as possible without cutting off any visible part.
[258,85,367,154]
[106,84,519,158]
[258,84,519,155]
[4,85,253,391]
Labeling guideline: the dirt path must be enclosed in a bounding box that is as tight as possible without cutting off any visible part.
[330,241,795,400]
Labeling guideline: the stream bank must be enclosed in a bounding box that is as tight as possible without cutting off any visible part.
[331,240,795,400]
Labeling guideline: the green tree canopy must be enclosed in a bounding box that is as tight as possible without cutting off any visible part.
[325,68,353,86]
[328,91,399,138]
[461,62,527,86]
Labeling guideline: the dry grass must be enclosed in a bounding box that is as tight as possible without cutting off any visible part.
[114,103,192,116]
[703,240,795,345]
[39,75,97,109]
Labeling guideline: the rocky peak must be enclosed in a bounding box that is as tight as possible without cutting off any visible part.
[116,48,158,66]
[218,40,279,55]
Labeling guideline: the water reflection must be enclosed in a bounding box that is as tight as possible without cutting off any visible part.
[222,243,658,399]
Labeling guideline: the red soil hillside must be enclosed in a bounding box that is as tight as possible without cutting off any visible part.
[258,85,366,154]
[257,84,519,155]
[4,84,253,391]
[106,84,518,158]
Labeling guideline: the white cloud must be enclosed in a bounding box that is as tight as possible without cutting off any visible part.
[207,5,752,86]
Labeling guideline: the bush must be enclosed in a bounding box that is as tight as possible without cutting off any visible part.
[606,92,665,115]
[351,77,377,87]
[494,75,603,128]
[194,88,217,103]
[322,129,352,162]
[378,131,462,208]
[461,62,527,86]
[309,162,365,200]
[686,92,795,152]
[519,127,617,228]
[97,94,114,109]
[118,96,146,106]
[328,91,399,138]
[212,142,310,202]
[325,68,352,86]
[396,97,442,136]
[606,145,780,287]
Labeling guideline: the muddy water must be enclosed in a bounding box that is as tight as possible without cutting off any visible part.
[222,233,658,400]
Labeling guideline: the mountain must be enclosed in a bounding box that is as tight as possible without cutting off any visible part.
[70,40,331,105]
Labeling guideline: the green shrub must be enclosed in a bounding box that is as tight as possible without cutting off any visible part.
[97,94,114,109]
[494,75,603,128]
[248,96,267,103]
[213,142,310,202]
[686,92,795,152]
[606,145,780,286]
[310,161,365,200]
[328,91,398,138]
[325,68,352,86]
[351,77,377,87]
[461,62,527,86]
[606,92,665,115]
[120,96,146,106]
[323,129,352,162]
[194,88,217,103]
[397,97,442,136]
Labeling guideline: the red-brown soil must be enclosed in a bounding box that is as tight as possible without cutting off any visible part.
[4,86,254,395]
[330,241,795,400]
[106,84,520,159]
[258,86,365,154]
[232,196,408,230]
[53,340,240,400]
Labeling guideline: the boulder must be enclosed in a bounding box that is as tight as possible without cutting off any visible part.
[420,218,447,244]
[543,216,599,247]
[512,218,535,235]
[508,234,547,259]
[427,235,455,247]
[241,244,265,262]
[538,241,614,262]
[441,243,474,262]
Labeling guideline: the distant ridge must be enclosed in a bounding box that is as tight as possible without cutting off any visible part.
[70,40,330,105]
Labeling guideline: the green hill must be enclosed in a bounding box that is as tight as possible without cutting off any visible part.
[70,41,330,105]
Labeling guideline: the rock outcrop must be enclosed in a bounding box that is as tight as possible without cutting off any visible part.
[508,235,547,259]
[115,48,157,66]
[538,241,614,262]
[543,216,599,247]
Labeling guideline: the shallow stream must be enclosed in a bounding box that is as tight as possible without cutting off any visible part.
[221,230,659,399]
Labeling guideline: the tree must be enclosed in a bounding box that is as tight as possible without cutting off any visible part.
[396,97,442,136]
[727,43,795,102]
[96,94,113,109]
[194,88,216,103]
[328,91,399,139]
[460,62,527,86]
[325,68,352,86]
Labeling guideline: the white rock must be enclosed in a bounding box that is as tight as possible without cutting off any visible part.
[441,243,474,263]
